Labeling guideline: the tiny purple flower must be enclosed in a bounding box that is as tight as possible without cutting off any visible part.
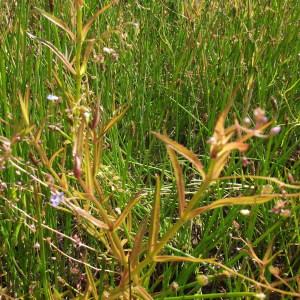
[50,192,64,207]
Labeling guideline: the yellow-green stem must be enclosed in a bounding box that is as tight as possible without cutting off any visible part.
[132,176,211,277]
[75,5,83,105]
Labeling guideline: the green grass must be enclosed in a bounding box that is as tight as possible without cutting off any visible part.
[0,0,299,299]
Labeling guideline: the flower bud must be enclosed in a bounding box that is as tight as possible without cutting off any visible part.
[269,126,281,136]
[170,281,179,292]
[196,274,209,287]
[240,209,251,216]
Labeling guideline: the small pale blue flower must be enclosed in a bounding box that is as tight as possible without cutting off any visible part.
[50,192,64,207]
[47,94,59,101]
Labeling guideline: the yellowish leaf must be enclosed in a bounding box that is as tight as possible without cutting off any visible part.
[148,175,161,254]
[85,265,98,299]
[154,255,215,264]
[153,132,205,179]
[113,192,143,230]
[82,2,116,41]
[166,146,185,217]
[34,7,75,40]
[210,153,228,179]
[130,220,147,269]
[133,286,153,300]
[18,88,30,126]
[188,193,297,220]
[217,142,249,157]
[71,205,109,230]
[49,147,65,168]
[101,104,129,136]
[211,175,300,190]
[27,32,76,75]
[80,39,95,75]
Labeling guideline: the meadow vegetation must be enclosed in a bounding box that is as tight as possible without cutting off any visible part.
[0,0,300,299]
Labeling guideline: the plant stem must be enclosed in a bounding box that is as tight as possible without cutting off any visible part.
[133,178,211,277]
[159,292,262,299]
[75,3,83,105]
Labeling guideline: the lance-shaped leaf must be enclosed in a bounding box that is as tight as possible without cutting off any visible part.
[19,88,30,126]
[100,104,129,136]
[187,193,300,220]
[217,142,249,157]
[213,88,237,138]
[71,205,109,230]
[153,132,206,179]
[113,192,143,230]
[80,39,95,75]
[130,219,147,269]
[166,146,185,217]
[27,32,76,75]
[84,138,94,194]
[82,1,115,41]
[210,153,228,180]
[154,255,215,264]
[214,175,300,190]
[34,7,75,40]
[148,175,161,254]
[49,147,65,168]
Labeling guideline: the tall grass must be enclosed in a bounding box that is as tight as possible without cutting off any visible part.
[0,0,299,299]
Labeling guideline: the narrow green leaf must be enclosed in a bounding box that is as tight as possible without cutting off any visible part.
[166,146,185,217]
[27,32,76,75]
[34,7,75,40]
[148,175,161,254]
[152,132,206,179]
